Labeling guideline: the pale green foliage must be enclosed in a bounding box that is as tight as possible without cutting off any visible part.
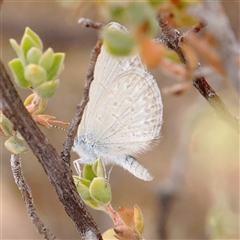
[8,27,65,99]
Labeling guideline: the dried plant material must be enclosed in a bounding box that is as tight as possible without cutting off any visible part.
[140,38,164,67]
[158,4,178,29]
[114,225,139,240]
[32,114,69,128]
[133,205,144,235]
[186,33,226,76]
[118,207,135,228]
[0,128,6,136]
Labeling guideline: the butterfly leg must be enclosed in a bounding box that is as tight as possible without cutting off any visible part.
[73,158,82,177]
[117,155,154,181]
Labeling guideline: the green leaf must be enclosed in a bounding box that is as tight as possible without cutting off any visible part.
[8,59,30,88]
[0,114,14,136]
[85,201,103,210]
[80,178,91,188]
[83,164,97,181]
[24,64,47,88]
[4,136,28,154]
[36,79,59,99]
[96,159,105,178]
[21,35,40,57]
[103,29,135,56]
[92,160,99,176]
[9,39,26,65]
[89,177,112,205]
[26,47,42,64]
[74,176,93,202]
[24,27,43,50]
[39,48,54,71]
[47,53,65,81]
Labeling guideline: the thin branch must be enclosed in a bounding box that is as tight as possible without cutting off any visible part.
[156,14,187,65]
[193,76,239,134]
[0,60,103,239]
[10,154,57,240]
[61,39,103,164]
[78,18,103,30]
[157,13,239,134]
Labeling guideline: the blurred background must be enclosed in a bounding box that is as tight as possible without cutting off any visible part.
[1,1,239,239]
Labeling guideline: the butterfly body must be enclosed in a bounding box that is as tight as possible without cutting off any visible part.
[73,22,163,181]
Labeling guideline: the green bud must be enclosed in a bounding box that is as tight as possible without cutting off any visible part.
[92,160,99,176]
[73,176,103,210]
[4,136,28,154]
[96,159,105,178]
[73,176,93,202]
[47,53,65,81]
[16,131,24,140]
[8,59,30,88]
[83,164,97,181]
[36,79,59,99]
[24,64,47,88]
[39,48,54,71]
[0,114,14,136]
[21,35,40,57]
[9,39,26,65]
[24,27,43,50]
[26,47,42,64]
[89,177,112,205]
[85,201,103,210]
[103,29,135,56]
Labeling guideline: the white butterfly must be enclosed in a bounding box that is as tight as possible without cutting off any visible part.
[73,22,163,181]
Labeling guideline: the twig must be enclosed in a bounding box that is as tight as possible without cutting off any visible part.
[194,76,239,134]
[78,18,103,30]
[156,14,187,65]
[61,39,103,164]
[10,154,57,240]
[0,60,103,239]
[157,13,239,134]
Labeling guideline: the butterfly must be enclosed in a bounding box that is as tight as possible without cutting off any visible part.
[73,22,163,181]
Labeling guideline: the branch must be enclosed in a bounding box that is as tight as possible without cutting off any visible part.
[157,13,239,134]
[61,39,103,164]
[10,154,57,240]
[193,76,239,134]
[0,60,103,239]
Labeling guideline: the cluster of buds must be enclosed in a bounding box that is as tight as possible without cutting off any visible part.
[9,27,65,99]
[74,159,145,239]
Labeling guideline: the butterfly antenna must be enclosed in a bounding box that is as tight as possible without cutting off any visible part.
[51,125,69,132]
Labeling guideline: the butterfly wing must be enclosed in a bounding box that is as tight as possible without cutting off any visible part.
[78,23,163,157]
